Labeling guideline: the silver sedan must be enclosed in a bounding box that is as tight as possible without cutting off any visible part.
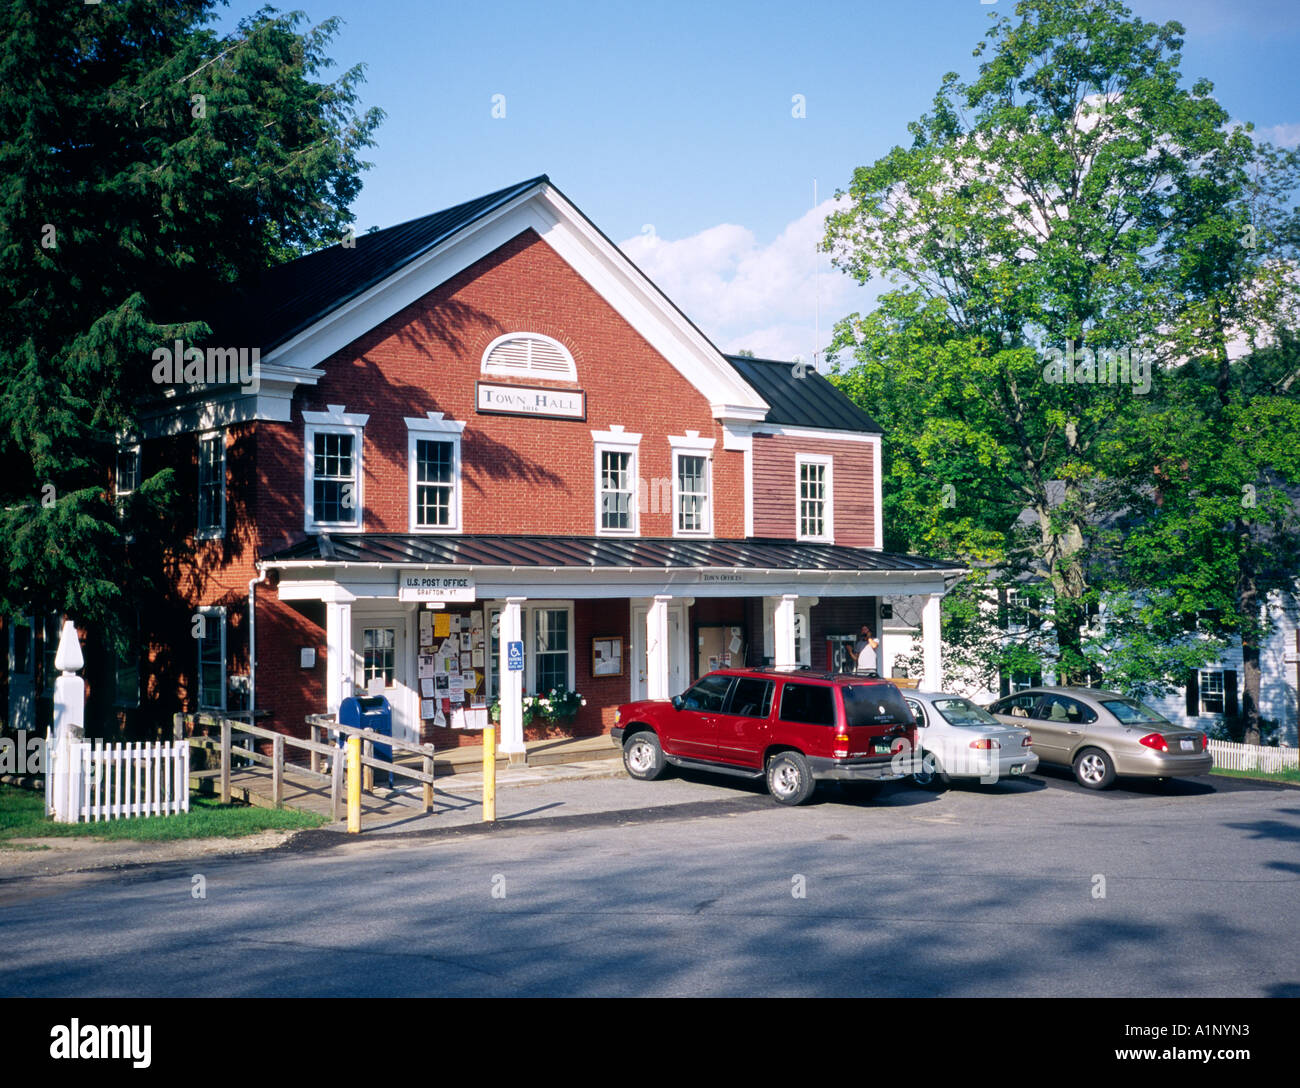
[902,691,1038,789]
[985,687,1213,789]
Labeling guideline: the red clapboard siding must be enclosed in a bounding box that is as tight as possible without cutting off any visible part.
[751,433,875,547]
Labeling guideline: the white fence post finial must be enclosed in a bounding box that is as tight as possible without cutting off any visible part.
[51,620,85,822]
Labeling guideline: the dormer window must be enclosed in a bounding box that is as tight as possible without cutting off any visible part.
[481,333,577,381]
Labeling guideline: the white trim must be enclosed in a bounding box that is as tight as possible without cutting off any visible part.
[593,426,642,537]
[726,420,880,444]
[481,332,578,381]
[196,429,226,540]
[197,606,227,711]
[304,409,365,533]
[796,454,834,543]
[407,423,463,534]
[666,430,716,452]
[869,434,882,551]
[671,448,713,538]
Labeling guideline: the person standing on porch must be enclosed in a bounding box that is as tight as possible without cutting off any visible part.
[853,625,879,676]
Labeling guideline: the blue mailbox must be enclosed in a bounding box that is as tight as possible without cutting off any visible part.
[338,694,393,787]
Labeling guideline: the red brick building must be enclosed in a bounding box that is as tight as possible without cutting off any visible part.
[17,177,960,755]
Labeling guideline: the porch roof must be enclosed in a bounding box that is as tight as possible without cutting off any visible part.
[261,533,964,576]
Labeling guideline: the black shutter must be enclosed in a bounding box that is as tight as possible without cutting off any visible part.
[999,672,1010,698]
[1186,671,1199,717]
[1032,670,1042,687]
[1224,670,1238,717]
[997,588,1008,630]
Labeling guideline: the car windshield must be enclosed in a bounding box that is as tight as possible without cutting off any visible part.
[931,698,1001,728]
[842,685,914,728]
[1100,699,1171,726]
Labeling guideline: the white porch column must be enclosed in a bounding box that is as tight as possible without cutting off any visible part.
[773,594,799,668]
[498,597,527,758]
[922,593,942,692]
[325,601,353,714]
[646,595,672,700]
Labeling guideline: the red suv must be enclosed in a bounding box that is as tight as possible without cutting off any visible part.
[611,667,916,805]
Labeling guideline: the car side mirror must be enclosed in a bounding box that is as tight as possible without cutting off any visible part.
[671,694,683,710]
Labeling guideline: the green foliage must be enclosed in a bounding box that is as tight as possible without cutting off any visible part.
[823,0,1300,698]
[0,1,383,644]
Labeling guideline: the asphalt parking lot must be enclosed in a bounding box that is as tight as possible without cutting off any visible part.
[2,766,1296,997]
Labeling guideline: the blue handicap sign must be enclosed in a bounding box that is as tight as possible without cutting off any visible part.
[507,640,524,672]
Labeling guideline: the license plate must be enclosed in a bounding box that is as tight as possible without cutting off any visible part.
[1010,764,1025,774]
[873,742,892,754]
[1180,739,1195,751]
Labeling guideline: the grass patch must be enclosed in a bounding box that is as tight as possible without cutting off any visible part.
[0,784,327,843]
[1211,766,1300,785]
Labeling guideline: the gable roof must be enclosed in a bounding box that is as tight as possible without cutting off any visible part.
[211,176,548,353]
[725,355,883,435]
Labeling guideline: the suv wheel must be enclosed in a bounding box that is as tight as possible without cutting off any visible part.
[623,731,667,781]
[766,751,815,806]
[1073,747,1116,790]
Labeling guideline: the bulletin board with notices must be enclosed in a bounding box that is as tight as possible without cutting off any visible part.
[417,608,490,730]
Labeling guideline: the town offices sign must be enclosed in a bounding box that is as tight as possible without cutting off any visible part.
[475,382,586,420]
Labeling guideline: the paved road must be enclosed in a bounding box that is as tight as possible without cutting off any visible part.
[2,770,1297,997]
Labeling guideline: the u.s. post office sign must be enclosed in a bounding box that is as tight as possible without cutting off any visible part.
[475,382,586,420]
[398,572,477,602]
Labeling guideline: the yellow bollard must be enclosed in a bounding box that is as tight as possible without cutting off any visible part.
[482,724,496,822]
[347,735,361,833]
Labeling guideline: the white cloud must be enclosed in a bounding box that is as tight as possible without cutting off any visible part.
[619,197,880,364]
[1256,122,1300,148]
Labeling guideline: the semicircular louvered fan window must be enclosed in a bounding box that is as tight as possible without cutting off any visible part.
[481,333,577,381]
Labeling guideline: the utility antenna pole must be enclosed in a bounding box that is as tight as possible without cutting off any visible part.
[813,179,820,375]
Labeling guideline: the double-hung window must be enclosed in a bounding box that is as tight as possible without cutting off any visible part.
[592,427,641,536]
[533,608,570,693]
[669,431,715,537]
[796,455,833,542]
[406,412,465,532]
[197,431,225,537]
[304,407,368,532]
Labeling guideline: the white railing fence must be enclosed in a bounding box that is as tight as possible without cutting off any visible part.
[1208,739,1299,774]
[45,736,190,822]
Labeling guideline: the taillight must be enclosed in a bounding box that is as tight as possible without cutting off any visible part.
[1139,732,1168,752]
[833,733,849,758]
[1022,734,1033,747]
[1200,732,1208,751]
[970,738,1001,750]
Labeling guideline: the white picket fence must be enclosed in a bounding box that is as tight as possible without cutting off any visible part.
[45,738,190,822]
[1207,739,1299,774]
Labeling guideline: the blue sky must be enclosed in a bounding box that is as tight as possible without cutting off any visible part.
[215,0,1300,361]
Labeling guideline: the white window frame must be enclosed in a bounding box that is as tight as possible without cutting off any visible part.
[304,405,369,533]
[406,412,466,533]
[1200,669,1226,715]
[528,604,576,694]
[669,431,716,538]
[197,606,227,711]
[485,601,577,699]
[592,426,642,537]
[197,429,226,539]
[481,332,578,381]
[796,454,834,543]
